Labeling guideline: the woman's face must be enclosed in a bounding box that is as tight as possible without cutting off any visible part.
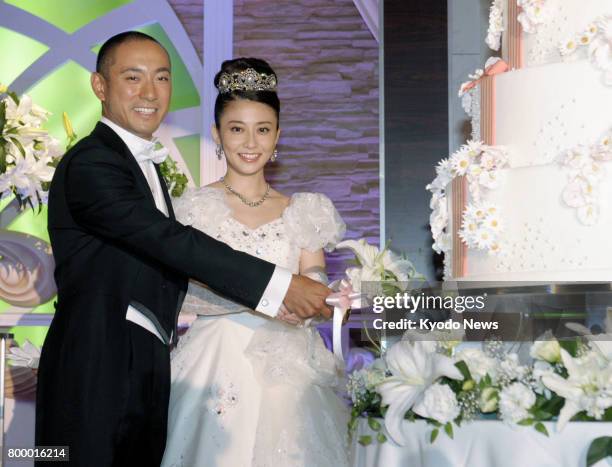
[213,98,280,176]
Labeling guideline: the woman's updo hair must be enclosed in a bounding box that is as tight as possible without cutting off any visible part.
[213,57,280,128]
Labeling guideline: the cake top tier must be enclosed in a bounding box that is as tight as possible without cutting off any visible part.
[488,0,612,69]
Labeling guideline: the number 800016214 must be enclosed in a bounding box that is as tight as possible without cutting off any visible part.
[6,446,69,461]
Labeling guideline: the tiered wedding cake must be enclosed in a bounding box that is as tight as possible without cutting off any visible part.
[429,0,612,281]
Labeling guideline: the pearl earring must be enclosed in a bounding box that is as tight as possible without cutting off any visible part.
[270,149,278,162]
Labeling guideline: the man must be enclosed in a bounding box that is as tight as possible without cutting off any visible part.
[35,31,331,466]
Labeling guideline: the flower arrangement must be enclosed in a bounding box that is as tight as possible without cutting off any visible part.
[0,85,63,209]
[559,16,612,86]
[336,238,423,444]
[427,140,509,257]
[559,129,612,225]
[347,329,612,465]
[335,238,422,297]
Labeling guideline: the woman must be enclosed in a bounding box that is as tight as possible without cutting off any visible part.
[161,58,350,467]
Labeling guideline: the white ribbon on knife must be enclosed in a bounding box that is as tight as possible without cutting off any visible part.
[325,279,365,362]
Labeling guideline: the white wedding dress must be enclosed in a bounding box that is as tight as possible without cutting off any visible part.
[161,187,350,467]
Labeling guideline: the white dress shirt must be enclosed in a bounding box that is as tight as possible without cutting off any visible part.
[99,118,291,343]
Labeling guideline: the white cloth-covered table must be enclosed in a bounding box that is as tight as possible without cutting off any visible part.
[352,418,612,467]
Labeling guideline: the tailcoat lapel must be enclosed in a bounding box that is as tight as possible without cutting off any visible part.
[91,122,157,207]
[154,163,175,220]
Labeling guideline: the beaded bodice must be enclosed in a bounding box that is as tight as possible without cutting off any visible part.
[172,187,345,316]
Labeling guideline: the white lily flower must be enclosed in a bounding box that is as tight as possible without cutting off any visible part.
[336,239,379,269]
[8,340,41,369]
[377,340,463,444]
[566,322,612,362]
[542,349,612,430]
[455,347,497,382]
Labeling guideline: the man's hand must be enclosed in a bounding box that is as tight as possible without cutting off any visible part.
[282,274,332,320]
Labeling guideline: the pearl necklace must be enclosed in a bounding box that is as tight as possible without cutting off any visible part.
[221,176,271,208]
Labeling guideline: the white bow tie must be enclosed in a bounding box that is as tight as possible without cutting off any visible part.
[133,138,169,164]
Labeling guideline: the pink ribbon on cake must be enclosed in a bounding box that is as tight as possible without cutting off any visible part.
[461,59,509,93]
[325,279,364,363]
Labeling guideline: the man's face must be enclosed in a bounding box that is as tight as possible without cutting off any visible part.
[91,39,171,140]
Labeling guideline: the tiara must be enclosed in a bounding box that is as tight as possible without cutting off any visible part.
[216,68,277,94]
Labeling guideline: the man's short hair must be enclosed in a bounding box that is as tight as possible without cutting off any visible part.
[96,31,169,78]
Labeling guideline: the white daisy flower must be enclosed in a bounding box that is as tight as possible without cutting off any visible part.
[589,17,612,74]
[577,204,600,225]
[559,38,579,57]
[474,229,495,250]
[578,33,593,47]
[479,170,502,189]
[450,149,471,176]
[483,212,502,232]
[562,178,590,208]
[465,140,484,158]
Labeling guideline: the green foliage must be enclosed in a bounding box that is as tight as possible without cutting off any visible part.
[455,360,472,381]
[534,422,549,437]
[159,157,188,198]
[367,417,382,431]
[0,99,6,137]
[587,437,612,467]
[358,435,372,446]
[558,338,579,357]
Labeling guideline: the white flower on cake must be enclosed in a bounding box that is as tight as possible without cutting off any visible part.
[589,17,612,84]
[541,350,612,430]
[516,0,548,35]
[559,38,579,58]
[478,170,502,189]
[458,69,484,98]
[450,149,471,176]
[560,16,612,85]
[428,142,509,257]
[485,0,505,51]
[499,382,536,424]
[483,212,502,232]
[377,340,463,444]
[465,140,484,157]
[459,202,502,253]
[562,178,594,208]
[577,204,600,226]
[559,131,611,225]
[413,383,460,425]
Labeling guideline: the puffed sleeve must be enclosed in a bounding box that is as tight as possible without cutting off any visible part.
[172,187,231,238]
[282,192,346,252]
